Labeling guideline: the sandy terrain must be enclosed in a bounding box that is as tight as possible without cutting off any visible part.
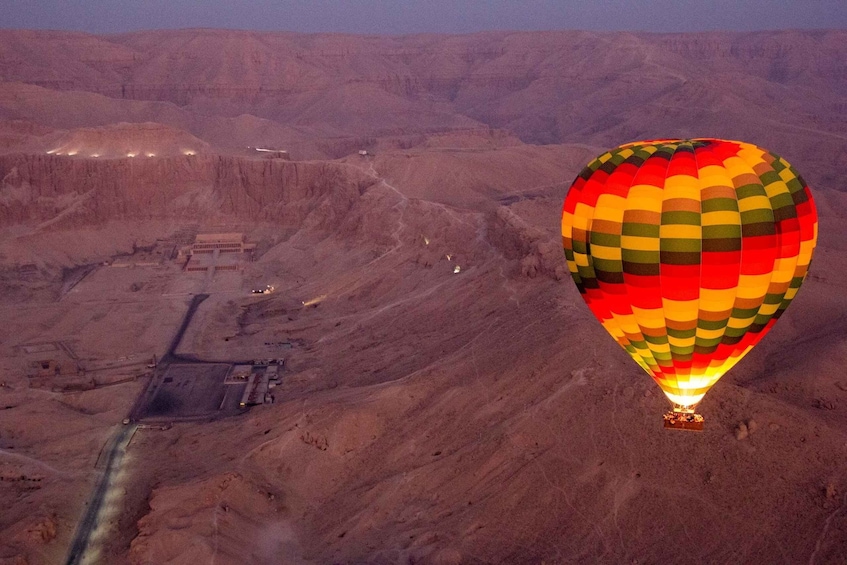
[0,28,845,565]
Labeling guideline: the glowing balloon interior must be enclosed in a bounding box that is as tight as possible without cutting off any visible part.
[561,139,818,421]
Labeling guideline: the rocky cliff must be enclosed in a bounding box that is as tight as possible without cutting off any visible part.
[0,153,372,228]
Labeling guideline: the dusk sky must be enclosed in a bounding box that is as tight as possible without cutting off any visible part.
[2,0,846,34]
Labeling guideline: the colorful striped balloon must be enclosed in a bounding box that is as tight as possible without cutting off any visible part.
[561,138,818,415]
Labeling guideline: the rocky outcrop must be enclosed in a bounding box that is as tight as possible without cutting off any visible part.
[0,153,372,229]
[487,206,567,280]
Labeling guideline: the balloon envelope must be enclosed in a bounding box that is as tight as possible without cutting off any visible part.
[561,138,818,410]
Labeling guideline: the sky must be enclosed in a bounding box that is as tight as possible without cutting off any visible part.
[1,0,846,35]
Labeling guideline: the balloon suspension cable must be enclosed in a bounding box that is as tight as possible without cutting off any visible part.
[663,403,704,432]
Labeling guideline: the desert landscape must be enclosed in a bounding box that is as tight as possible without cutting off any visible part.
[0,28,846,564]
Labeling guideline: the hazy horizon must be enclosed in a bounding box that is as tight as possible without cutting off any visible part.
[2,0,846,35]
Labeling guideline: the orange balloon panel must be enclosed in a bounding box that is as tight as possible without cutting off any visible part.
[561,139,818,409]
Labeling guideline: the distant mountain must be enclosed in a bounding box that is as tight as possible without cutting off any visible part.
[0,29,845,186]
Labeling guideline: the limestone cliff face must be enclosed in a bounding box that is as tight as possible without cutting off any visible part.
[0,154,371,228]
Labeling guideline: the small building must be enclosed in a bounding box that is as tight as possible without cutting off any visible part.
[239,373,257,407]
[27,358,81,378]
[184,252,216,272]
[239,367,273,407]
[191,233,254,255]
[184,233,257,272]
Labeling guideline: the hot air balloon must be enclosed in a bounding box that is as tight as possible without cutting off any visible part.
[561,139,818,430]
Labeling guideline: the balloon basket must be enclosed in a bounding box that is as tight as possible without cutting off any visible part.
[663,411,704,431]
